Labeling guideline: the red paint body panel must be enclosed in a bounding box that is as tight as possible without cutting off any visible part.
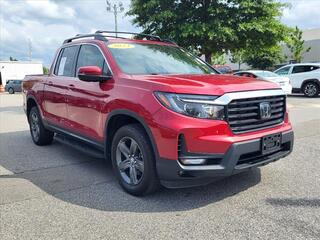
[22,38,293,163]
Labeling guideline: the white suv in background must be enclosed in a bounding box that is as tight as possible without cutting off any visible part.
[233,70,292,95]
[274,63,320,97]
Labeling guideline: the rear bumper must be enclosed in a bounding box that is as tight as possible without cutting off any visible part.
[157,130,294,188]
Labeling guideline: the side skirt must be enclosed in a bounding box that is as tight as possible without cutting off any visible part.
[43,121,105,159]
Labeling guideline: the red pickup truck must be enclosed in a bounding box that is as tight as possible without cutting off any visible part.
[22,31,294,196]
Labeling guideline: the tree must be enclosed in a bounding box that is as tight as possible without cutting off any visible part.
[128,0,290,64]
[211,52,227,65]
[230,49,245,70]
[244,44,284,69]
[286,26,311,63]
[43,66,50,75]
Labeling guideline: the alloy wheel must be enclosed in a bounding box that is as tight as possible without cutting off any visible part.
[116,137,144,185]
[30,112,40,142]
[304,83,317,97]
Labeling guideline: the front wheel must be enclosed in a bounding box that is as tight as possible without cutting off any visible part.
[28,106,54,146]
[8,88,14,94]
[111,124,160,196]
[302,82,319,97]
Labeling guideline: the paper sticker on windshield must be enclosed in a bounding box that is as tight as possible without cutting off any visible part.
[108,43,135,49]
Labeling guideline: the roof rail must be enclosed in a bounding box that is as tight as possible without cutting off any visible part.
[63,31,176,45]
[63,33,107,44]
[95,30,163,42]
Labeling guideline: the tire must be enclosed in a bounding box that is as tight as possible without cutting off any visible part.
[8,88,14,94]
[28,106,54,146]
[111,124,160,196]
[302,82,319,97]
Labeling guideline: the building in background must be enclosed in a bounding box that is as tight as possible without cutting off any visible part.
[225,28,320,71]
[0,61,43,87]
[296,28,320,63]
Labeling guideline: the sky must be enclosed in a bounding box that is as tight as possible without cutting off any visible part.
[0,0,320,67]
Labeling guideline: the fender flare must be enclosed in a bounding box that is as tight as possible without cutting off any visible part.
[26,95,39,115]
[104,109,160,160]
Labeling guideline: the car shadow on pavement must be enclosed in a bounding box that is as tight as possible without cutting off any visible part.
[287,94,320,98]
[266,198,320,208]
[0,130,261,213]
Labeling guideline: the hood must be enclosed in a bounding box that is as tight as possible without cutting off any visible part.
[132,74,280,95]
[261,76,290,83]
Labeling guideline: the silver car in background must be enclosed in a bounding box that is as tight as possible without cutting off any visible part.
[234,70,292,94]
[5,80,23,94]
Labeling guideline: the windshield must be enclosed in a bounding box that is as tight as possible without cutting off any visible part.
[256,71,279,77]
[107,43,216,75]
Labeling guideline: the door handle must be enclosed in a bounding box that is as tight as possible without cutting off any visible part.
[47,81,53,86]
[68,84,75,89]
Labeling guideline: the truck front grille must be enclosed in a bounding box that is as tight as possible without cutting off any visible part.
[227,95,286,134]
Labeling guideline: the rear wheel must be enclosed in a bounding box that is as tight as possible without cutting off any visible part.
[302,82,319,97]
[28,106,54,145]
[111,124,160,196]
[8,88,14,94]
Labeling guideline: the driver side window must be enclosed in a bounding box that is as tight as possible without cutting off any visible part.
[76,45,111,76]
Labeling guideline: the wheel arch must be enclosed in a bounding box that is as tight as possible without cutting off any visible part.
[302,78,320,88]
[104,109,159,161]
[26,95,39,119]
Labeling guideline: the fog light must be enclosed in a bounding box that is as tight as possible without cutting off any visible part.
[179,158,206,165]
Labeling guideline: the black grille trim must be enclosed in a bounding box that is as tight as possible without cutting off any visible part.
[227,95,286,134]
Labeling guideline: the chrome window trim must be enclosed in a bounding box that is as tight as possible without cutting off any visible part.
[52,42,113,77]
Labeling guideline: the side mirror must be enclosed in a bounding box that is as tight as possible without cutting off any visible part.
[78,66,112,82]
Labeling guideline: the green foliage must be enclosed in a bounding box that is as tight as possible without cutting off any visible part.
[286,26,311,63]
[128,0,290,64]
[230,49,245,70]
[43,66,49,75]
[243,44,284,70]
[212,52,227,65]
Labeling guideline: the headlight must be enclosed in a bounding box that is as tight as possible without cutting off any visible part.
[155,92,225,120]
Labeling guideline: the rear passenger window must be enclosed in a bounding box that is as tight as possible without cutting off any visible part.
[292,65,320,74]
[76,45,110,75]
[55,46,79,77]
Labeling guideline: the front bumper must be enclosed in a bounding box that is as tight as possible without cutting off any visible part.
[157,130,294,188]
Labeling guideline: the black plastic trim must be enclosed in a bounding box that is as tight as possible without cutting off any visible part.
[158,130,294,188]
[104,109,160,160]
[43,120,104,151]
[25,95,40,117]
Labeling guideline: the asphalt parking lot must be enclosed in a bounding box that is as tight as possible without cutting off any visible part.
[0,93,319,240]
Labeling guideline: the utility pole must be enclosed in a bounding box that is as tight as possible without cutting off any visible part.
[28,38,32,61]
[106,1,124,37]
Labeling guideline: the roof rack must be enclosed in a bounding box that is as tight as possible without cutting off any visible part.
[63,31,176,45]
[95,30,163,42]
[63,33,107,44]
